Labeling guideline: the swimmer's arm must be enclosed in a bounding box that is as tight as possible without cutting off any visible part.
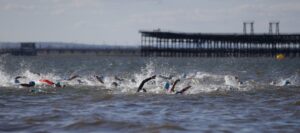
[15,76,27,84]
[170,79,180,92]
[15,76,26,80]
[176,86,191,94]
[20,83,34,87]
[68,75,79,81]
[95,76,104,84]
[137,75,156,92]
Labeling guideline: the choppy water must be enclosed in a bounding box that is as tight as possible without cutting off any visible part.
[0,54,300,133]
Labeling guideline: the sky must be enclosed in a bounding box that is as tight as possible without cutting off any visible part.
[0,0,300,45]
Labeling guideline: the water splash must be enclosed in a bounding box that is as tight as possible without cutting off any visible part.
[0,54,11,87]
[0,59,299,94]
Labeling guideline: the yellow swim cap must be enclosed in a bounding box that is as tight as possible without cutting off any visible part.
[276,54,285,60]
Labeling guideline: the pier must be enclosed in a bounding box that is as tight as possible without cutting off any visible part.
[0,43,140,56]
[140,31,300,57]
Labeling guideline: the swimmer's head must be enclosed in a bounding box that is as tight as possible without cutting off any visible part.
[131,79,136,83]
[285,80,291,85]
[164,82,170,90]
[15,79,20,84]
[55,82,61,87]
[29,81,35,86]
[55,82,66,88]
[112,82,118,87]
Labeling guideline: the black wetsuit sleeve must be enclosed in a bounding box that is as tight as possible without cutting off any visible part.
[15,76,26,84]
[15,76,26,80]
[170,80,180,92]
[20,84,34,87]
[96,76,104,84]
[68,75,79,81]
[176,86,191,94]
[15,76,22,80]
[137,77,153,92]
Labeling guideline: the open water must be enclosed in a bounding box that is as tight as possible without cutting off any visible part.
[0,54,299,133]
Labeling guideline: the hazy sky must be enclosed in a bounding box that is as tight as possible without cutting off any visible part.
[0,0,300,45]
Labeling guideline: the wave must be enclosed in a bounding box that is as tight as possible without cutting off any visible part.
[0,68,298,94]
[0,55,299,94]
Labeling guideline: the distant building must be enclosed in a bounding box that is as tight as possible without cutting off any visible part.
[12,43,37,56]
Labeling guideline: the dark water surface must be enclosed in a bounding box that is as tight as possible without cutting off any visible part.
[0,55,300,133]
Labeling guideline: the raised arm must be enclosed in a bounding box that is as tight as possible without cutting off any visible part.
[170,79,180,92]
[14,76,27,84]
[137,75,156,92]
[176,86,191,95]
[67,75,79,81]
[95,75,104,84]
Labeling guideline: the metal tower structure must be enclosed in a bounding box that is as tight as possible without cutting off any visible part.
[243,22,254,34]
[269,22,280,35]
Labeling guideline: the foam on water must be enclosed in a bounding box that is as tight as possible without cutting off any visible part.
[273,76,298,86]
[0,54,12,87]
[2,55,300,133]
[0,68,297,94]
[0,55,299,94]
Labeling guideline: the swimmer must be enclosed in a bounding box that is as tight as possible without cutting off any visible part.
[114,76,124,82]
[169,79,180,93]
[137,75,156,92]
[66,74,84,84]
[77,79,85,84]
[54,82,66,88]
[225,75,243,86]
[111,82,118,87]
[131,79,136,83]
[94,75,104,84]
[39,79,55,86]
[270,80,291,86]
[234,76,243,85]
[164,81,170,91]
[39,79,66,88]
[284,80,291,86]
[20,81,36,87]
[166,79,191,95]
[14,76,35,87]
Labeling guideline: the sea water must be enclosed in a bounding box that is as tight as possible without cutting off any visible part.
[0,54,299,133]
